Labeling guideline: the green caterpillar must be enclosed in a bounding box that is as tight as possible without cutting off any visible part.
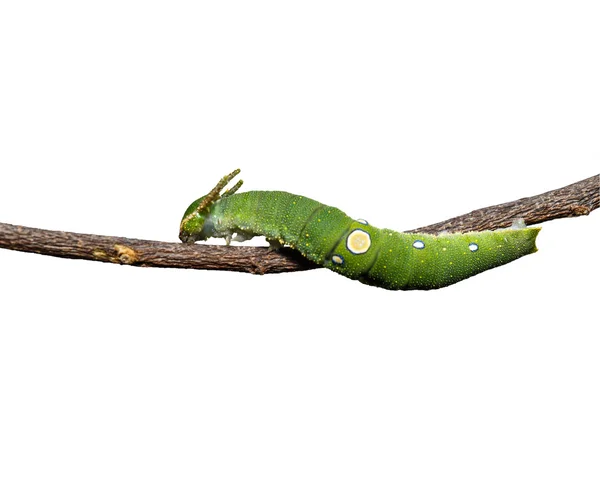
[179,169,540,290]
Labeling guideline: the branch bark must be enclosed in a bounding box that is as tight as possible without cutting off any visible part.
[1,175,598,274]
[408,174,599,234]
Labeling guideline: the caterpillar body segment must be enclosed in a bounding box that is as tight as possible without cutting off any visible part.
[179,170,540,290]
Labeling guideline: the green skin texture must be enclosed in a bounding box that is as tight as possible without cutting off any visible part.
[180,191,540,290]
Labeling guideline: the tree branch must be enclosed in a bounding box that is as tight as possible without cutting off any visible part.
[408,174,599,234]
[1,175,598,274]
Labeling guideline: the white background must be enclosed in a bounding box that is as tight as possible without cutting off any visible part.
[1,2,599,478]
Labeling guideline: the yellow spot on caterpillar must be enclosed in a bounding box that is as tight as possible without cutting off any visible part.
[305,233,309,237]
[449,261,453,265]
[347,229,371,254]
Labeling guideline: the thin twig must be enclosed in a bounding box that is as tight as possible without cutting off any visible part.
[1,175,598,274]
[408,174,599,234]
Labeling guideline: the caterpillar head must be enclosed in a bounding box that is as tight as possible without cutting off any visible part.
[179,169,242,244]
[179,196,212,243]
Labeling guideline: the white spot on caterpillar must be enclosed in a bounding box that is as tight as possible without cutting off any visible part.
[469,243,479,252]
[511,218,526,229]
[346,229,371,254]
[356,218,369,225]
[413,240,425,250]
[332,255,344,265]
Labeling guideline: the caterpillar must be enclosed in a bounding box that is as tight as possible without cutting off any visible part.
[179,169,540,290]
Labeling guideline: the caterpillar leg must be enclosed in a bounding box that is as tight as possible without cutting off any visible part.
[232,231,255,243]
[267,238,284,251]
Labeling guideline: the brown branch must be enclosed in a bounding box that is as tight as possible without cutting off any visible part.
[1,175,598,274]
[408,174,599,234]
[0,224,319,274]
